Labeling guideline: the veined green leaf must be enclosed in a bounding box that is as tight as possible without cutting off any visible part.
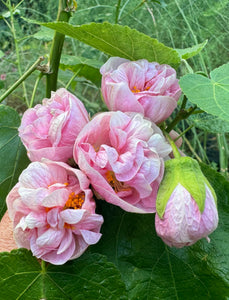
[189,112,229,133]
[179,63,229,121]
[60,54,102,86]
[41,21,180,68]
[92,164,229,299]
[0,105,29,220]
[0,50,4,59]
[0,250,127,300]
[176,40,208,60]
[33,26,54,41]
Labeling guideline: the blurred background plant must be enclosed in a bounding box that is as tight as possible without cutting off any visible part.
[0,0,228,177]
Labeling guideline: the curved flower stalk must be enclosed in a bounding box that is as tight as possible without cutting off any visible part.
[18,88,89,162]
[73,111,172,213]
[100,57,181,123]
[6,160,103,265]
[155,156,218,247]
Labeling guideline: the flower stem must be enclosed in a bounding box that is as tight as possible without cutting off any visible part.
[0,56,45,104]
[164,131,181,159]
[65,67,82,89]
[46,0,72,97]
[29,73,44,108]
[166,105,197,133]
[41,260,46,273]
[174,124,194,141]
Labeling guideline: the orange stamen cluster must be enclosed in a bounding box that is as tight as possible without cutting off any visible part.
[131,86,150,93]
[64,223,75,229]
[105,170,130,193]
[64,192,85,210]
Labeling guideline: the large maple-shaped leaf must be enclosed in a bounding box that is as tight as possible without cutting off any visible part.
[92,164,229,299]
[0,250,127,300]
[179,63,229,121]
[0,105,29,220]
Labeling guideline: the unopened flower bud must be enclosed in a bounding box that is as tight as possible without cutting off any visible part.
[155,156,218,248]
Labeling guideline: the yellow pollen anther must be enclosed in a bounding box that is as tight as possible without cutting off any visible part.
[131,86,141,93]
[64,223,75,230]
[93,145,100,152]
[131,85,150,93]
[64,192,85,210]
[45,207,52,213]
[64,182,69,186]
[105,171,130,193]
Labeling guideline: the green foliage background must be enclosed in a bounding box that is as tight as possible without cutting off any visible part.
[0,1,229,298]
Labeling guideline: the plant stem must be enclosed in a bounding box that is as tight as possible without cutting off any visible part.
[65,67,82,89]
[166,106,197,133]
[115,0,122,23]
[174,124,194,142]
[9,0,29,107]
[174,0,207,74]
[183,134,202,162]
[29,73,43,108]
[0,57,45,104]
[41,260,46,273]
[180,95,188,110]
[217,133,229,177]
[164,131,181,159]
[182,59,194,74]
[46,0,72,97]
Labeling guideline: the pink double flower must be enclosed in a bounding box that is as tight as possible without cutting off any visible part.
[19,88,89,162]
[73,111,172,213]
[100,57,181,123]
[7,160,103,265]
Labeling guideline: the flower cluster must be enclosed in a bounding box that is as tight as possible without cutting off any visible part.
[7,57,218,265]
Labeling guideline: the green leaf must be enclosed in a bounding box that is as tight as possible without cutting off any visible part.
[60,54,102,86]
[0,50,4,59]
[92,165,229,299]
[2,9,20,18]
[41,21,180,68]
[189,112,229,133]
[0,105,30,220]
[179,63,229,121]
[0,249,127,300]
[176,40,208,60]
[33,26,54,41]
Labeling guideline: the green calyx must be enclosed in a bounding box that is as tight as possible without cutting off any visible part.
[156,156,217,219]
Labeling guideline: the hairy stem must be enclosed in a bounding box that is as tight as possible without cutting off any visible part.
[0,57,45,104]
[46,0,72,97]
